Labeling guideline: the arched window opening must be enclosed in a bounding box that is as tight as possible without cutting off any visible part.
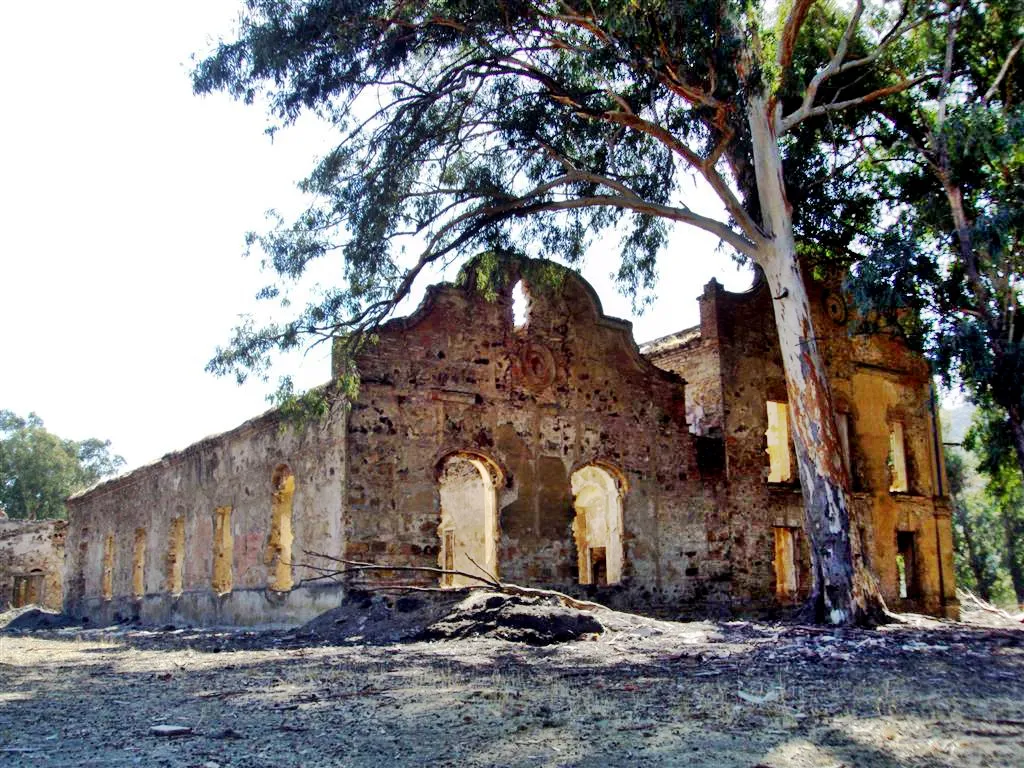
[571,465,625,585]
[101,533,115,601]
[132,528,146,599]
[511,280,530,330]
[438,454,499,587]
[12,572,44,608]
[166,516,185,596]
[212,506,234,595]
[267,465,296,591]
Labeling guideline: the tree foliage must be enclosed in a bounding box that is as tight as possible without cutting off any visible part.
[848,0,1024,485]
[0,410,125,520]
[192,0,934,381]
[947,447,1010,602]
[964,405,1024,605]
[193,0,952,625]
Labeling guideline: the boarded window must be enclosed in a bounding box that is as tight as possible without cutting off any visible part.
[212,506,233,595]
[266,466,296,591]
[132,528,146,598]
[766,401,792,483]
[438,455,499,587]
[889,422,909,493]
[12,573,44,608]
[167,516,185,596]
[101,533,115,601]
[773,527,798,599]
[442,530,456,587]
[571,465,625,585]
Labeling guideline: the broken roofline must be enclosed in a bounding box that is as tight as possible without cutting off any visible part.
[69,259,695,508]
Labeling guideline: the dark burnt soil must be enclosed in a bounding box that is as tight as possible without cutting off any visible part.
[0,598,1022,767]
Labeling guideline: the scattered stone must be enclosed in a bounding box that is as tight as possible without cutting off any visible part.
[149,724,192,738]
[210,727,244,740]
[738,689,782,705]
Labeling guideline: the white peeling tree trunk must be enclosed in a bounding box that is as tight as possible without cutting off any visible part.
[747,96,887,626]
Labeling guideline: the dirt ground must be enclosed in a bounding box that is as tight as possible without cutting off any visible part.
[1,595,1022,768]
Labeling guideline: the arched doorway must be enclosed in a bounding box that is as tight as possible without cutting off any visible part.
[571,464,625,585]
[437,453,500,587]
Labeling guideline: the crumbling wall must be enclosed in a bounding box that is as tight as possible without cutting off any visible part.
[64,411,346,627]
[59,258,954,627]
[642,280,727,438]
[344,262,721,614]
[0,519,66,611]
[647,271,957,618]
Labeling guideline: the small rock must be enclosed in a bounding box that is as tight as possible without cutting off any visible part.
[150,725,192,737]
[210,727,243,740]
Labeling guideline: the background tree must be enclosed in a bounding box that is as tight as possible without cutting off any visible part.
[946,447,1004,602]
[0,410,125,520]
[194,0,952,624]
[964,406,1024,606]
[850,0,1024,487]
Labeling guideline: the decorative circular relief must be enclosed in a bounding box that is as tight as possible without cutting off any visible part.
[521,343,556,389]
[823,290,848,325]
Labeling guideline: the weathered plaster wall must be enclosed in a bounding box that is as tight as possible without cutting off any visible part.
[344,262,722,614]
[60,260,954,627]
[648,272,957,618]
[64,411,346,627]
[0,519,65,611]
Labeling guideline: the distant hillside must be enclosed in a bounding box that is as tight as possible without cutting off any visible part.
[942,403,975,445]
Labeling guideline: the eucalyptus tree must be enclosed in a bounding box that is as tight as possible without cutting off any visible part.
[194,0,950,625]
[850,0,1024,488]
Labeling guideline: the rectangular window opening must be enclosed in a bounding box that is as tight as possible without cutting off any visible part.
[167,516,185,596]
[212,506,234,595]
[896,531,919,600]
[889,422,909,493]
[101,533,115,601]
[132,528,146,599]
[836,412,852,477]
[766,401,792,483]
[773,527,799,600]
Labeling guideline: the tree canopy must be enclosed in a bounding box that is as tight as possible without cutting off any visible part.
[193,0,956,624]
[963,405,1024,605]
[194,0,929,376]
[0,410,125,520]
[848,0,1024,486]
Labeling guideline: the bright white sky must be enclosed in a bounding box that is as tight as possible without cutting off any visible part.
[0,2,752,472]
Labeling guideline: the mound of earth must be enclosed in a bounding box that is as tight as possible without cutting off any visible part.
[300,589,470,644]
[0,606,76,632]
[421,590,604,645]
[301,589,603,646]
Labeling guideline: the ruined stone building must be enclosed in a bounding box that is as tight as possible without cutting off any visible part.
[1,516,66,612]
[61,261,958,626]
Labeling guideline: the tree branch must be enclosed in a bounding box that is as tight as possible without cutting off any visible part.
[781,74,935,133]
[777,0,818,73]
[779,0,864,133]
[983,36,1024,106]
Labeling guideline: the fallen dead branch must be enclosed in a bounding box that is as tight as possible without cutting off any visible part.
[958,588,1020,620]
[297,551,607,612]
